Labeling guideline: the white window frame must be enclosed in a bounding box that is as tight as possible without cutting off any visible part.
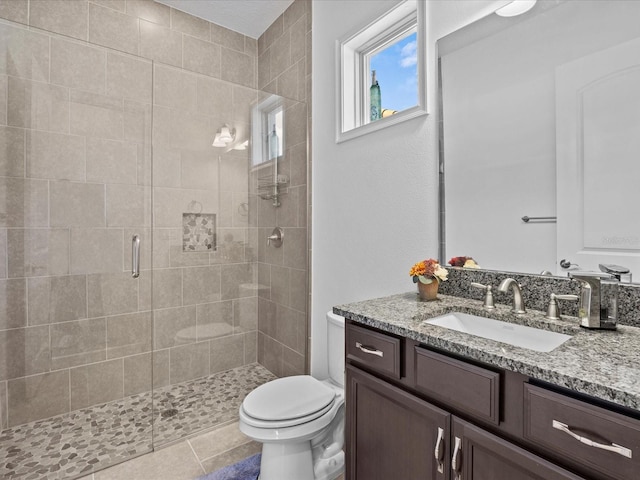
[251,95,285,167]
[336,0,427,143]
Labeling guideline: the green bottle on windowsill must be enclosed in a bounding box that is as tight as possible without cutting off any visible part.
[370,70,381,122]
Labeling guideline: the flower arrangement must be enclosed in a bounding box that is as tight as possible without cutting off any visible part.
[448,256,480,268]
[410,258,448,285]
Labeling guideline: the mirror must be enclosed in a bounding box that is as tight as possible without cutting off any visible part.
[438,0,640,282]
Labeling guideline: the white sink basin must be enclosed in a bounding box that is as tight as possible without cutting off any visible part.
[423,312,572,352]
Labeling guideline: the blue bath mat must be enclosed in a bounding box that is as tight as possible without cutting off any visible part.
[198,453,261,480]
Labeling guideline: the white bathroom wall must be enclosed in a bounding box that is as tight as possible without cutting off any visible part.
[310,0,504,377]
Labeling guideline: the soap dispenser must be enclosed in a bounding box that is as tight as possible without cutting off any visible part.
[569,272,618,330]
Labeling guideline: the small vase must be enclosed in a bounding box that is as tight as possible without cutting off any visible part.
[417,279,439,301]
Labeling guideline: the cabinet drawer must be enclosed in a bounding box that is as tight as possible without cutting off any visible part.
[524,384,640,480]
[346,323,401,379]
[414,347,500,424]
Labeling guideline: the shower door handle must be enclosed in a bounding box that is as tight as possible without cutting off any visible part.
[131,234,141,278]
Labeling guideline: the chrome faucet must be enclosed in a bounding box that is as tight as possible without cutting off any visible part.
[569,272,618,330]
[498,278,526,314]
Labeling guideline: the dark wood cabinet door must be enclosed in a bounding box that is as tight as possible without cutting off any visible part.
[346,364,450,480]
[452,417,586,480]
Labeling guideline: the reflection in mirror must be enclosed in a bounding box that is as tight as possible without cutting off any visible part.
[438,0,640,283]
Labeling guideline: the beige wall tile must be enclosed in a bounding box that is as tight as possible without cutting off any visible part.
[180,149,217,190]
[26,130,85,181]
[284,101,306,147]
[234,296,257,333]
[124,99,152,144]
[51,37,105,94]
[126,0,170,27]
[151,147,181,188]
[270,32,291,79]
[0,229,6,278]
[284,0,307,31]
[89,3,139,55]
[0,325,49,381]
[152,267,182,309]
[0,177,49,227]
[210,23,244,52]
[7,77,70,133]
[0,23,49,82]
[290,17,306,64]
[27,275,87,325]
[152,105,213,151]
[196,76,232,118]
[210,333,244,373]
[50,181,105,227]
[0,278,26,329]
[153,64,197,111]
[151,227,179,268]
[169,341,209,383]
[244,330,257,363]
[70,90,124,140]
[270,264,290,306]
[245,37,257,57]
[283,227,307,269]
[123,352,152,395]
[289,267,307,313]
[277,63,300,101]
[154,305,195,349]
[92,0,125,13]
[195,301,233,340]
[183,265,221,305]
[152,348,169,388]
[275,305,300,352]
[257,332,283,377]
[260,15,284,55]
[107,311,152,358]
[0,125,24,177]
[30,0,87,41]
[153,185,217,228]
[70,228,123,274]
[0,75,6,124]
[169,244,209,267]
[106,52,152,103]
[258,49,271,90]
[288,142,307,187]
[7,228,69,278]
[221,263,254,301]
[282,344,305,376]
[257,297,276,337]
[51,317,106,369]
[171,8,209,41]
[182,34,221,78]
[232,85,256,125]
[70,358,123,410]
[87,272,139,317]
[0,0,28,24]
[87,137,138,185]
[139,19,182,68]
[220,48,255,89]
[106,184,150,227]
[0,379,6,430]
[7,370,69,427]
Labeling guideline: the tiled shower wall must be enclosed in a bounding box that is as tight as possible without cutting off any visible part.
[0,0,284,431]
[255,0,311,377]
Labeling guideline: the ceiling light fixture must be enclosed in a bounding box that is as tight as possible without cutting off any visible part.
[495,0,537,17]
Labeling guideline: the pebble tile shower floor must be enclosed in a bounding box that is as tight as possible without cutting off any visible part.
[0,364,276,479]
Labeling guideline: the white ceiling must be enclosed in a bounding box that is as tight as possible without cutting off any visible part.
[156,0,295,39]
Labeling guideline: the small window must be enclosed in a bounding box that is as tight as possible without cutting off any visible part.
[251,95,284,167]
[337,0,426,143]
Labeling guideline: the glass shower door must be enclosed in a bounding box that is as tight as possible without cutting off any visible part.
[0,20,154,478]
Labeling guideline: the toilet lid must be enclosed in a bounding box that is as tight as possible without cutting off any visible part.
[243,376,336,422]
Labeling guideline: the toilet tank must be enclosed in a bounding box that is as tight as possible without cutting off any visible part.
[326,311,345,387]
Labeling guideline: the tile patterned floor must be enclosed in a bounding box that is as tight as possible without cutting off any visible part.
[0,364,276,480]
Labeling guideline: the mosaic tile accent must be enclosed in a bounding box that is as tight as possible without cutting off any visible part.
[183,213,216,252]
[0,364,275,480]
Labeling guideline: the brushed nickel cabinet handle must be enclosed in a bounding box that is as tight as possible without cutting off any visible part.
[451,436,462,479]
[355,342,383,357]
[434,427,445,473]
[552,420,632,459]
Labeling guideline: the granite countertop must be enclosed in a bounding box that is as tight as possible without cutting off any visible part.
[334,293,640,411]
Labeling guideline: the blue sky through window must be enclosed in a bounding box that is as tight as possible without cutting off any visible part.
[370,31,418,112]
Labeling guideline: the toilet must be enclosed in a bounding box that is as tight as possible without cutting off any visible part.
[238,311,345,480]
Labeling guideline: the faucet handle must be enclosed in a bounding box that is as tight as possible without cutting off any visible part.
[470,282,495,309]
[545,293,579,320]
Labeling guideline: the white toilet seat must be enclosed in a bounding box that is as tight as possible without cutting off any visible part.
[241,376,337,429]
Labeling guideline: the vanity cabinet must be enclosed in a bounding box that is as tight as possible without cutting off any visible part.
[344,319,640,480]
